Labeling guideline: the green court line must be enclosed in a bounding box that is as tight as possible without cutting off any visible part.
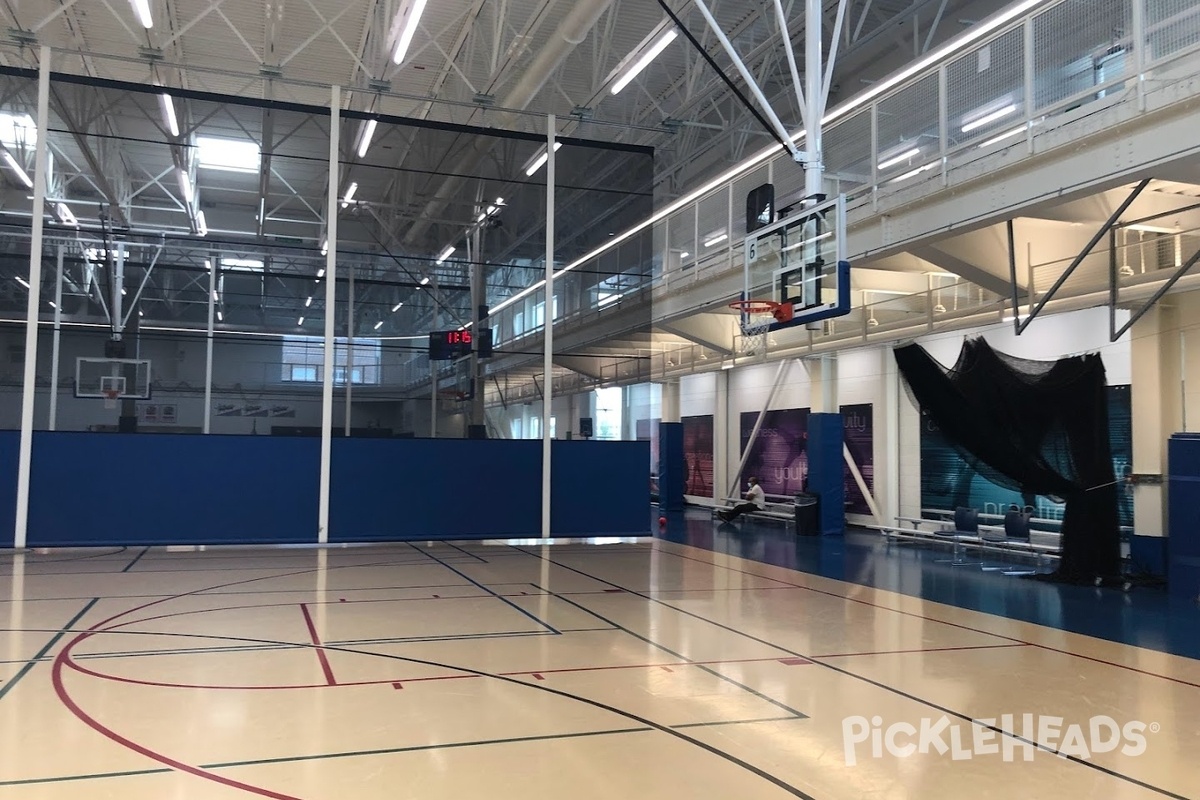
[0,716,809,786]
[0,598,98,703]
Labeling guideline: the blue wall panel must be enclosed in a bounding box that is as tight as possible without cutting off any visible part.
[807,413,845,536]
[0,431,16,548]
[657,423,685,512]
[330,438,542,541]
[27,432,319,547]
[551,441,650,535]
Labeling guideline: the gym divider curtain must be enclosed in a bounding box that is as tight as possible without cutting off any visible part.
[894,339,1121,583]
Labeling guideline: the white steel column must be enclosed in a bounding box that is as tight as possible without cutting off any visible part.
[542,115,556,539]
[48,246,63,431]
[14,47,51,550]
[203,257,216,434]
[729,359,791,495]
[804,0,825,197]
[713,370,729,503]
[318,86,341,545]
[429,275,438,439]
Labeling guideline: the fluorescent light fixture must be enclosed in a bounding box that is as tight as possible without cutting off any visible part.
[177,169,194,204]
[374,320,384,330]
[524,142,563,176]
[298,316,305,326]
[222,257,264,272]
[305,296,313,307]
[139,310,144,317]
[680,251,690,259]
[212,290,219,301]
[48,301,56,309]
[130,0,153,28]
[392,0,429,65]
[721,361,735,370]
[320,238,328,256]
[391,301,404,312]
[703,232,728,248]
[3,152,32,188]
[611,29,678,95]
[56,203,78,227]
[217,310,223,321]
[889,162,938,184]
[357,119,377,158]
[317,268,326,279]
[0,113,35,147]
[961,103,1017,133]
[486,204,497,216]
[122,287,127,296]
[495,197,505,205]
[978,125,1026,148]
[15,276,29,289]
[158,93,179,137]
[483,0,1054,322]
[419,276,430,286]
[197,210,208,237]
[782,231,832,252]
[341,181,358,208]
[878,147,921,170]
[435,245,455,264]
[196,136,261,172]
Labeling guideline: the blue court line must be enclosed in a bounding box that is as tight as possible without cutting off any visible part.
[0,716,806,787]
[407,543,561,635]
[530,581,809,721]
[515,546,1192,800]
[0,598,98,703]
[121,547,150,573]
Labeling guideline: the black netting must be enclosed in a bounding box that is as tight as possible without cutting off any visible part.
[895,339,1121,583]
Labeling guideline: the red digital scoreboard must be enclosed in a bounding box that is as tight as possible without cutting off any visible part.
[429,328,491,360]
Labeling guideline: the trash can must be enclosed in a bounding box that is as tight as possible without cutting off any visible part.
[794,492,820,536]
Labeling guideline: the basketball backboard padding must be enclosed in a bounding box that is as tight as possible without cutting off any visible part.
[75,357,152,399]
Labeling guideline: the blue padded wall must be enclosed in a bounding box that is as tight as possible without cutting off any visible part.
[329,438,541,541]
[657,423,685,512]
[0,431,16,548]
[551,440,651,535]
[807,413,845,536]
[27,432,319,547]
[1168,433,1200,598]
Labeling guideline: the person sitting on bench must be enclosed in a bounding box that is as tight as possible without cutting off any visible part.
[718,477,765,522]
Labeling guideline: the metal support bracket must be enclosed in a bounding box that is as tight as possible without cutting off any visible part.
[1112,239,1200,342]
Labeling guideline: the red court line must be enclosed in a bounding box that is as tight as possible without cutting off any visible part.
[656,545,1200,690]
[298,604,336,686]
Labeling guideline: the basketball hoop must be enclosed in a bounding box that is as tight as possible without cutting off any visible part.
[729,300,793,356]
[102,388,120,409]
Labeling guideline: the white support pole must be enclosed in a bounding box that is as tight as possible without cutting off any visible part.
[542,114,556,539]
[771,0,808,132]
[430,275,438,439]
[203,256,215,434]
[48,246,63,431]
[692,0,803,162]
[14,47,51,551]
[844,443,882,525]
[804,0,825,197]
[318,86,340,545]
[345,263,353,437]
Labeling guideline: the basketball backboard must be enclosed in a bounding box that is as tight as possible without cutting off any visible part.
[742,194,850,332]
[75,358,152,400]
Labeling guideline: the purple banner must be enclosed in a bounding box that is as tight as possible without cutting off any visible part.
[682,415,714,497]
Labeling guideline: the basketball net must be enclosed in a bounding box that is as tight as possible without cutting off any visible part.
[731,300,783,357]
[103,389,120,410]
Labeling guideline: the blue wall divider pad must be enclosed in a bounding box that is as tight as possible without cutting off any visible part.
[0,431,16,548]
[657,422,685,512]
[550,440,651,535]
[27,432,320,547]
[330,438,542,541]
[807,413,846,536]
[1169,433,1200,599]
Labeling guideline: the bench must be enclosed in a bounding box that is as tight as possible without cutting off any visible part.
[712,493,796,526]
[872,515,1062,568]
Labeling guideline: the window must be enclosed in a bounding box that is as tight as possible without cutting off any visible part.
[598,291,620,308]
[594,387,623,441]
[281,336,380,385]
[513,311,525,337]
[510,418,522,439]
[532,295,560,328]
[197,136,261,172]
[222,257,264,272]
[0,113,35,147]
[550,416,557,439]
[529,416,541,439]
[1095,48,1127,99]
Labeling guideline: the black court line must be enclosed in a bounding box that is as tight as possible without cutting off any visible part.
[443,542,489,563]
[407,543,562,635]
[0,715,806,788]
[11,559,485,578]
[513,546,1192,800]
[531,582,809,721]
[41,626,818,798]
[121,547,150,573]
[0,547,127,564]
[0,598,98,703]
[0,582,545,606]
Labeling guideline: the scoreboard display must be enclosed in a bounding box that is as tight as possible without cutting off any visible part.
[428,328,492,361]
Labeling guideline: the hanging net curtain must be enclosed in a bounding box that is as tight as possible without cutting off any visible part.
[894,339,1121,584]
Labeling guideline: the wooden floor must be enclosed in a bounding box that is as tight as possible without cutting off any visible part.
[1,538,1197,799]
